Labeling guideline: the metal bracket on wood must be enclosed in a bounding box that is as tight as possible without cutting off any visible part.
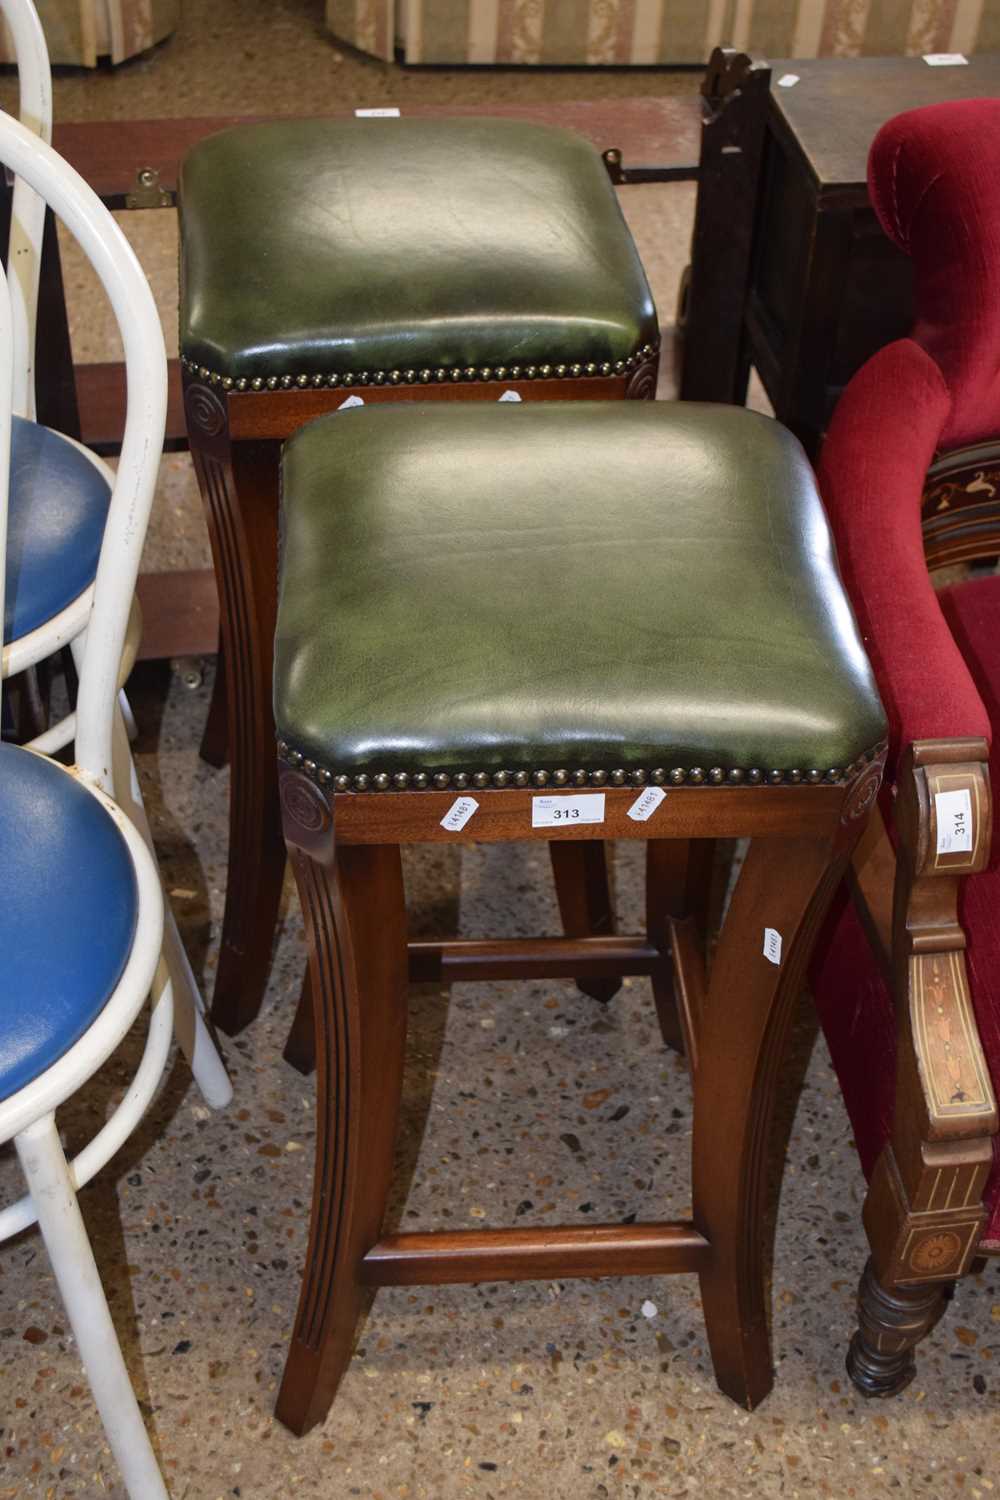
[601,146,698,185]
[125,166,172,210]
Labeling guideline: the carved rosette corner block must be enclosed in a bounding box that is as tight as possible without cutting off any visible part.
[279,765,334,860]
[625,353,658,401]
[184,380,227,439]
[842,756,885,827]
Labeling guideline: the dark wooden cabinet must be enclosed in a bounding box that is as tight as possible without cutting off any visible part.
[681,51,1000,456]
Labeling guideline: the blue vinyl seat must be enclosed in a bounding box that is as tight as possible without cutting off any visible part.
[0,741,137,1101]
[2,415,110,640]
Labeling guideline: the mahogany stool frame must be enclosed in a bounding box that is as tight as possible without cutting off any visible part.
[272,750,884,1434]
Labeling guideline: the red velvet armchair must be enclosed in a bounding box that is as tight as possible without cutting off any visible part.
[810,98,1000,1395]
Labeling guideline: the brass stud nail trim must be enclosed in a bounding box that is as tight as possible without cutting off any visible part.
[276,741,887,793]
[180,344,660,392]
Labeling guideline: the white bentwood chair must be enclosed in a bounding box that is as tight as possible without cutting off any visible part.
[0,99,231,1500]
[0,2,226,1102]
[0,0,129,750]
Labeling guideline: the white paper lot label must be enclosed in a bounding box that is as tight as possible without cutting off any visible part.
[923,52,967,65]
[440,796,478,833]
[935,788,973,854]
[763,928,783,965]
[627,786,667,822]
[355,106,401,115]
[532,793,605,828]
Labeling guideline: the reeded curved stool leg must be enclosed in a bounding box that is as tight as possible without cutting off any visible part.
[15,1115,170,1499]
[646,839,716,1055]
[550,840,620,1003]
[282,969,316,1075]
[693,832,853,1408]
[276,833,409,1436]
[187,410,286,1035]
[198,632,228,768]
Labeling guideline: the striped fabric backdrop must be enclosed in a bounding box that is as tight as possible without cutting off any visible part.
[0,0,179,66]
[328,0,1000,64]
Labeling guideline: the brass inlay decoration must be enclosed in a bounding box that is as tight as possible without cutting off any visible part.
[908,1230,963,1275]
[902,1221,979,1280]
[910,950,995,1119]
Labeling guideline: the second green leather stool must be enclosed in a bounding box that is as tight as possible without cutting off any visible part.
[178,116,659,1034]
[271,398,887,1435]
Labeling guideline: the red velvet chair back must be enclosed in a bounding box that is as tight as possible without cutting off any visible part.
[868,99,1000,451]
[810,99,1000,1239]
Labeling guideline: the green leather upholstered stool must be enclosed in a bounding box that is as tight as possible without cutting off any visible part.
[270,399,887,1436]
[178,117,659,1036]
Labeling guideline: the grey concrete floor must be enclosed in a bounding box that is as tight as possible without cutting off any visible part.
[1,3,998,1498]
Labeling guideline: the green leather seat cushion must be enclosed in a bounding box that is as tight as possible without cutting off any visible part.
[179,118,657,382]
[274,402,886,786]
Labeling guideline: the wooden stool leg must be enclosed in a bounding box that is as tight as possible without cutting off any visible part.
[283,969,316,1075]
[550,840,620,1003]
[187,410,286,1034]
[646,839,715,1053]
[276,839,409,1437]
[693,833,848,1409]
[199,631,228,768]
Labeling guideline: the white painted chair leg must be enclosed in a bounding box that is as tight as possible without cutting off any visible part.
[159,899,232,1108]
[109,705,232,1109]
[119,687,138,741]
[14,1113,170,1500]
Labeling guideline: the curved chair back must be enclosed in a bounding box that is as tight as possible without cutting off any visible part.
[816,98,1000,775]
[0,109,166,790]
[867,98,1000,454]
[0,0,51,421]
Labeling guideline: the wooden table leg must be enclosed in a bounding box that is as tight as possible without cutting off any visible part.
[680,49,772,407]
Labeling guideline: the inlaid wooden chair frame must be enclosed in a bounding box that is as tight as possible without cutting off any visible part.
[836,443,1000,1393]
[273,744,886,1435]
[182,205,660,1042]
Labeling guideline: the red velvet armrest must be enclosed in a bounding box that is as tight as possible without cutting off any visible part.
[818,337,991,776]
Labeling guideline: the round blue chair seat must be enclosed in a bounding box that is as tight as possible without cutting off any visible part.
[0,743,138,1104]
[3,416,111,642]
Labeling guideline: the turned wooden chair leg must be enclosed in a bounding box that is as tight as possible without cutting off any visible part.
[693,833,850,1409]
[275,839,409,1437]
[550,840,620,1003]
[842,749,997,1396]
[187,418,287,1035]
[198,630,228,768]
[646,839,715,1054]
[847,1259,950,1396]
